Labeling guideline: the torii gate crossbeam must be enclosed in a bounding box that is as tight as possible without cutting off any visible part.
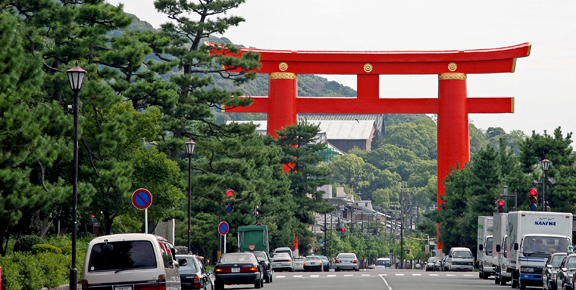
[214,42,531,249]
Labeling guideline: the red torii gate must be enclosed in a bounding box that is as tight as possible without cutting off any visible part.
[217,42,531,249]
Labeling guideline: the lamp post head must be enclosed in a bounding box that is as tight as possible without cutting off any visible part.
[67,61,87,91]
[503,185,509,195]
[541,158,551,171]
[185,139,196,155]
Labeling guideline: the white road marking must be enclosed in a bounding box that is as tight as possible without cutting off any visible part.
[446,274,456,276]
[429,274,439,276]
[276,276,285,278]
[328,275,336,277]
[464,274,473,277]
[361,274,371,276]
[310,275,319,278]
[395,273,405,276]
[344,274,353,277]
[294,275,303,278]
[412,274,422,276]
[380,275,393,290]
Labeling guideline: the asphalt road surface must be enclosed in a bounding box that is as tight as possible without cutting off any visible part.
[217,268,544,290]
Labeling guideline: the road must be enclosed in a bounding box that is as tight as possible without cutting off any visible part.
[218,268,543,290]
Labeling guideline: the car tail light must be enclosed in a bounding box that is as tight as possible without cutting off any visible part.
[353,260,358,264]
[335,260,339,263]
[81,280,88,290]
[134,275,166,290]
[303,262,307,266]
[241,267,258,273]
[215,267,232,273]
[192,276,201,289]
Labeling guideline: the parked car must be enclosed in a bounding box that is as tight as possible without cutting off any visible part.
[270,252,294,272]
[375,258,391,270]
[304,255,323,271]
[335,252,360,271]
[426,257,438,271]
[251,251,273,283]
[543,252,567,290]
[320,255,330,271]
[447,247,474,271]
[82,233,180,290]
[293,257,305,271]
[557,253,576,290]
[176,254,214,290]
[214,252,264,289]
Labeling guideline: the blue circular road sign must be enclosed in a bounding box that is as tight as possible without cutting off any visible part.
[132,188,152,210]
[218,221,229,235]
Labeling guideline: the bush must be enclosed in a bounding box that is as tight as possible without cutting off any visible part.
[60,245,72,254]
[13,235,46,253]
[31,244,62,254]
[35,252,69,288]
[12,252,45,290]
[0,256,23,290]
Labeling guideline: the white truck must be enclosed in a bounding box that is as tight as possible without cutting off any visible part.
[508,211,573,289]
[493,212,510,285]
[477,216,494,279]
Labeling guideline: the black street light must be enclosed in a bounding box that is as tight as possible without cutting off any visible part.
[541,159,551,211]
[67,61,86,290]
[185,140,196,254]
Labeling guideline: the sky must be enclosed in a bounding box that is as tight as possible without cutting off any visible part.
[107,0,576,137]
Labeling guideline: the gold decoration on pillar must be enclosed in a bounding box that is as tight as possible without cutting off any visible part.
[438,73,466,80]
[363,63,373,73]
[448,62,457,71]
[279,62,288,71]
[270,72,297,80]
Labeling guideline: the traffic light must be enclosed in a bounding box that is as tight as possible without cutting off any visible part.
[529,187,538,210]
[496,199,506,213]
[226,188,234,197]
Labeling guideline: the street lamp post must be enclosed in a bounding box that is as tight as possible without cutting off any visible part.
[185,140,196,254]
[541,159,551,211]
[67,62,86,290]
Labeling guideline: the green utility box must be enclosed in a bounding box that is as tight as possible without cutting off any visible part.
[238,225,269,254]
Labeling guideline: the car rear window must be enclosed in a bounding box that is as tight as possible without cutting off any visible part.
[88,241,157,272]
[177,257,198,274]
[306,256,321,261]
[452,251,472,258]
[273,253,291,259]
[220,253,257,263]
[338,254,356,259]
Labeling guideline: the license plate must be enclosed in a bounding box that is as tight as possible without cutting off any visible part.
[115,287,132,290]
[231,268,240,273]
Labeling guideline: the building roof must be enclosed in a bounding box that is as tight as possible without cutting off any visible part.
[226,119,375,140]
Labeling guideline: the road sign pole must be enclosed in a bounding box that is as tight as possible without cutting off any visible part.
[145,208,148,234]
[224,234,227,254]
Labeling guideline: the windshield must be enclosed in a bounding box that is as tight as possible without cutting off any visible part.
[452,251,472,258]
[88,241,157,272]
[486,237,493,256]
[523,236,570,257]
[376,259,391,266]
[552,255,567,267]
[567,257,576,270]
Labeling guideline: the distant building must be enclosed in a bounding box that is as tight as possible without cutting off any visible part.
[227,114,381,153]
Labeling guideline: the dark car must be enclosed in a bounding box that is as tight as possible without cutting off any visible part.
[214,252,264,289]
[176,254,214,290]
[557,253,576,290]
[252,251,273,283]
[442,255,450,271]
[543,252,567,290]
[426,257,438,271]
[304,255,323,271]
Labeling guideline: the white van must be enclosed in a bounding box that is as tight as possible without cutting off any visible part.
[447,247,474,271]
[82,233,181,290]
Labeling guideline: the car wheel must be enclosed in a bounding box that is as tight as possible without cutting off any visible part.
[255,279,262,289]
[355,267,359,271]
[479,269,483,279]
[500,275,507,285]
[270,273,273,283]
[483,270,488,279]
[519,278,526,290]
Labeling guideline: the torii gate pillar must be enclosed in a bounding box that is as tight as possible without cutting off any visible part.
[268,73,298,137]
[437,73,469,204]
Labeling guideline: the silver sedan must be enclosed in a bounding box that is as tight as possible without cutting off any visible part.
[335,253,359,271]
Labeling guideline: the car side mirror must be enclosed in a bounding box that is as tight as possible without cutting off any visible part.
[479,244,483,251]
[514,243,519,251]
[496,244,501,252]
